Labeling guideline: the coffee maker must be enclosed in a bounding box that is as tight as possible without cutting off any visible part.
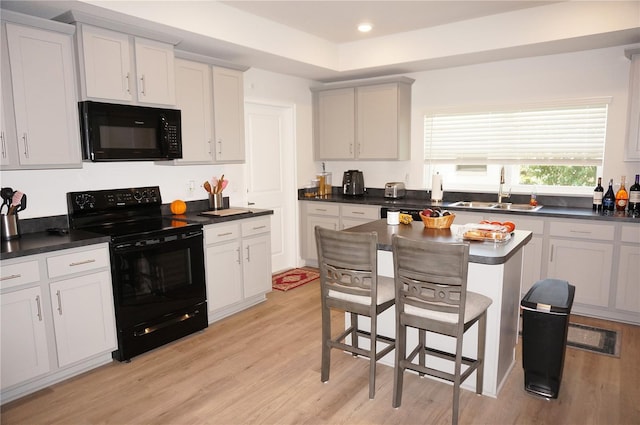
[342,170,365,195]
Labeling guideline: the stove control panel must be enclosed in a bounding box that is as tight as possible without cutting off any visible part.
[67,186,162,212]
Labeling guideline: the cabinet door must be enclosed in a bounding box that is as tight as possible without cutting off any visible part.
[80,25,132,101]
[625,53,640,161]
[1,25,17,167]
[242,234,271,299]
[357,83,399,159]
[547,238,613,307]
[212,67,245,162]
[1,286,50,389]
[304,215,340,261]
[615,245,640,312]
[6,23,81,167]
[175,59,213,163]
[134,37,176,105]
[315,87,355,159]
[205,241,243,312]
[49,271,117,367]
[521,236,543,295]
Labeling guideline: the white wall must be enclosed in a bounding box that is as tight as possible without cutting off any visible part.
[317,44,639,194]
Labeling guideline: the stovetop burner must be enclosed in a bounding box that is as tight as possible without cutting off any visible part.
[67,186,199,239]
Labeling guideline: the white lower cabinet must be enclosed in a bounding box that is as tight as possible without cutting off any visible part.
[204,216,272,322]
[546,221,614,309]
[301,201,340,262]
[0,243,116,403]
[615,225,640,316]
[340,204,380,230]
[49,271,116,368]
[1,286,50,389]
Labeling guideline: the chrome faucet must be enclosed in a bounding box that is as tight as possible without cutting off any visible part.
[498,166,511,204]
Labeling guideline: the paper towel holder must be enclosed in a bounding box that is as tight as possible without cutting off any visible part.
[431,172,443,203]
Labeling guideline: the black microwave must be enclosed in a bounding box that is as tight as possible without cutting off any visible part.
[79,101,182,162]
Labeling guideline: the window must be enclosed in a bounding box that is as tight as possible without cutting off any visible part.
[424,99,609,194]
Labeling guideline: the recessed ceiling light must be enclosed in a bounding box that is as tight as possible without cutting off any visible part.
[358,23,372,33]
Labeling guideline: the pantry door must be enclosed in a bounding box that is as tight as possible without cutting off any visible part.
[244,101,297,273]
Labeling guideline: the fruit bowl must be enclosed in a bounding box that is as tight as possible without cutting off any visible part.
[419,212,455,229]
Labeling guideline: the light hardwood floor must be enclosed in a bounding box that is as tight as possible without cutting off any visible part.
[2,279,639,425]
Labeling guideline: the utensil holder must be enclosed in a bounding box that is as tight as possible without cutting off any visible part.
[1,214,20,241]
[209,193,224,210]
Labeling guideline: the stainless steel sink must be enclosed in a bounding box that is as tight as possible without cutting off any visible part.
[450,201,542,212]
[491,203,543,212]
[450,201,498,209]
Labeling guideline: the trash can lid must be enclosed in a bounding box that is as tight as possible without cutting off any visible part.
[521,278,576,313]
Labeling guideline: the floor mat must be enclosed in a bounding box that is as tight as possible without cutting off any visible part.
[272,267,319,291]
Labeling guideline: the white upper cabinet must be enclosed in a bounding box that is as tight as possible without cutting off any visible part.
[315,88,355,159]
[174,58,214,163]
[1,21,81,169]
[625,50,640,161]
[78,24,175,106]
[312,77,413,160]
[212,66,245,162]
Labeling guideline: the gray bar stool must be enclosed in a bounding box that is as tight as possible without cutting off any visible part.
[315,226,395,399]
[391,234,492,425]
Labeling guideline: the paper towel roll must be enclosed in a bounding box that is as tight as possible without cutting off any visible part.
[431,173,443,201]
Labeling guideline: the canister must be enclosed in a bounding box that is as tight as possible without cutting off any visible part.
[1,214,20,240]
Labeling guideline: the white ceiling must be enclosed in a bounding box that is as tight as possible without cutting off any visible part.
[219,1,552,43]
[2,1,639,82]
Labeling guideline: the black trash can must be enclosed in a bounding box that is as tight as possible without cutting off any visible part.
[520,278,575,399]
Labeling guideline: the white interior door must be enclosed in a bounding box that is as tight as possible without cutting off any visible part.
[245,101,296,273]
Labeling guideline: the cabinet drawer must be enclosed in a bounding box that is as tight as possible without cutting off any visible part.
[549,221,614,241]
[205,223,240,244]
[0,260,40,290]
[306,202,340,216]
[621,225,640,244]
[241,217,270,237]
[341,204,379,220]
[47,246,110,279]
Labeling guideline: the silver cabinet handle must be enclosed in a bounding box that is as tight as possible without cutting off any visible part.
[550,245,554,262]
[236,247,241,264]
[217,140,222,156]
[246,246,251,262]
[69,259,96,267]
[125,72,131,94]
[569,230,591,235]
[207,139,212,155]
[252,225,266,231]
[217,232,233,237]
[1,131,6,159]
[351,211,365,215]
[248,202,255,206]
[0,273,21,281]
[35,295,43,321]
[56,290,63,315]
[139,74,146,96]
[22,133,29,158]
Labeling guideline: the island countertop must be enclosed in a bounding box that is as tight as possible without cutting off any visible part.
[345,219,532,265]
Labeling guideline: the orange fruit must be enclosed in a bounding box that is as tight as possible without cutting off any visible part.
[170,200,187,215]
[502,221,516,232]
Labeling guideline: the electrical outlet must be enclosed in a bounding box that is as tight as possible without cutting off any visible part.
[188,180,195,194]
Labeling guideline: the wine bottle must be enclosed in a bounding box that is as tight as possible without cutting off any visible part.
[592,177,603,212]
[628,174,640,214]
[615,175,628,212]
[602,179,615,213]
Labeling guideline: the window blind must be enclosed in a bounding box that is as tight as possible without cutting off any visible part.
[424,103,608,166]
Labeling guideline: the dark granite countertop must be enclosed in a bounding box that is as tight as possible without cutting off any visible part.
[1,230,111,261]
[299,188,640,223]
[346,219,532,265]
[1,206,274,261]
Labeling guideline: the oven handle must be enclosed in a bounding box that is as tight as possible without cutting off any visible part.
[133,308,202,337]
[113,230,203,251]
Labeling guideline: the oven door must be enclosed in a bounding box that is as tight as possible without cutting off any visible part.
[110,228,206,360]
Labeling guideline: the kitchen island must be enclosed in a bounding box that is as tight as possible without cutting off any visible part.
[345,219,532,398]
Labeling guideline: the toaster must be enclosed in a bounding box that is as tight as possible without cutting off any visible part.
[384,182,406,198]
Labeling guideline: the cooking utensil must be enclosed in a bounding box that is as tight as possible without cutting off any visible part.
[203,181,212,194]
[16,193,26,213]
[215,174,225,194]
[1,187,13,214]
[8,191,24,215]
